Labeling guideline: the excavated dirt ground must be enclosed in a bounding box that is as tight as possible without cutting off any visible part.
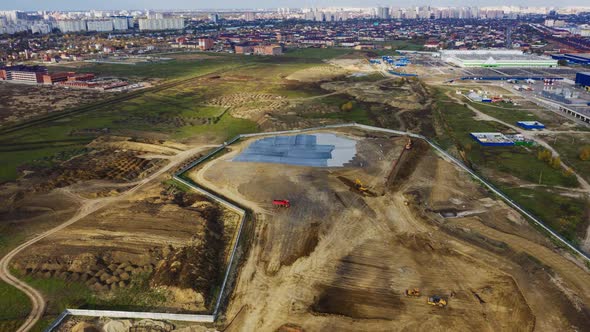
[186,128,590,331]
[11,179,240,313]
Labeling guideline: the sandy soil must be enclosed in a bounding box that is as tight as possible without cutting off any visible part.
[187,129,590,331]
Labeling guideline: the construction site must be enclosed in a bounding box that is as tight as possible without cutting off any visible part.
[2,48,590,332]
[178,127,590,331]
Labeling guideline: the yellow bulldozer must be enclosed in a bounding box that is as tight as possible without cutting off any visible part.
[355,179,369,193]
[405,138,413,150]
[405,288,420,297]
[427,295,447,307]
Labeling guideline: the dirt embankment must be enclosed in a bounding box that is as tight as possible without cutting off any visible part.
[150,193,226,308]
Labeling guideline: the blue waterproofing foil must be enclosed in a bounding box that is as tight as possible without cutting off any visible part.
[233,134,356,167]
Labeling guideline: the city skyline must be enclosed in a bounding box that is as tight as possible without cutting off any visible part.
[1,0,590,11]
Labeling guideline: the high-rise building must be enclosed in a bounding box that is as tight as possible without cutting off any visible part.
[0,10,27,23]
[377,7,390,20]
[86,19,113,32]
[138,18,185,31]
[112,17,130,30]
[209,13,219,23]
[244,12,256,21]
[31,23,51,34]
[57,20,87,33]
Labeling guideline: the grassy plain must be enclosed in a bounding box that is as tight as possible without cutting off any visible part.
[49,53,241,79]
[2,53,331,182]
[433,91,577,187]
[501,187,588,244]
[432,88,587,246]
[546,134,590,184]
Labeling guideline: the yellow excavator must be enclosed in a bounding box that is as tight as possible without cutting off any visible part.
[405,138,413,150]
[427,295,447,307]
[355,179,369,193]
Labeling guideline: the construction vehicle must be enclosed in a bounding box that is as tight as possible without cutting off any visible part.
[405,288,420,297]
[273,199,291,208]
[354,179,369,193]
[405,138,412,150]
[427,295,447,307]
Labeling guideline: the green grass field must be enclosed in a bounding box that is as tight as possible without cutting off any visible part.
[50,55,246,79]
[468,101,540,125]
[547,134,590,184]
[433,88,587,245]
[300,94,373,125]
[434,93,577,188]
[1,49,357,183]
[0,280,30,332]
[501,187,588,245]
[0,270,174,330]
[369,39,427,54]
[282,47,353,60]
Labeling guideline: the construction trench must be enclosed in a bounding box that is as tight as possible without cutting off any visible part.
[43,123,590,331]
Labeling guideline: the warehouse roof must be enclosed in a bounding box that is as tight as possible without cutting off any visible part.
[453,53,553,61]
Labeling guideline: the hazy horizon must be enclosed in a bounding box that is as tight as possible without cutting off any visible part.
[1,0,590,12]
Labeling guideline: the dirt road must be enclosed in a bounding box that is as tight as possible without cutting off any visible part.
[0,144,213,332]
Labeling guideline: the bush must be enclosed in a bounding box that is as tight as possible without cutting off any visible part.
[537,149,561,169]
[550,156,561,169]
[340,101,354,112]
[579,146,590,161]
[537,149,552,162]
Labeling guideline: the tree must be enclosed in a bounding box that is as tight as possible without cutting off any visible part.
[550,156,561,169]
[579,146,590,161]
[537,149,552,162]
[464,143,472,153]
[557,217,571,233]
[341,101,354,112]
[557,59,568,66]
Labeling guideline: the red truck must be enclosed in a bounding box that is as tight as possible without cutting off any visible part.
[272,199,290,208]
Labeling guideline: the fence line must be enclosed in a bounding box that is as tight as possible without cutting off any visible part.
[44,122,590,331]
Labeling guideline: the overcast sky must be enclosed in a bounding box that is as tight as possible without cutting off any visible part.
[1,0,589,11]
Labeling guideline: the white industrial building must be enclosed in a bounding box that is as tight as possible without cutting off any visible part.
[138,18,184,31]
[440,49,558,68]
[86,20,113,32]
